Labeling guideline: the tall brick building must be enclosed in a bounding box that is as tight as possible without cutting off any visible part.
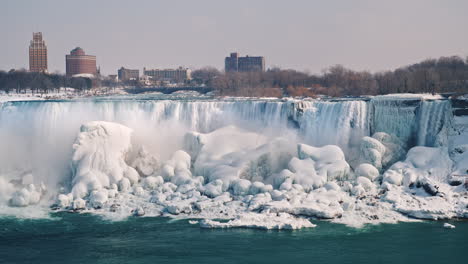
[29,32,48,73]
[65,47,97,76]
[225,52,265,72]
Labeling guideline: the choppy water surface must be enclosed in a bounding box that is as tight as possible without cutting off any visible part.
[0,213,466,264]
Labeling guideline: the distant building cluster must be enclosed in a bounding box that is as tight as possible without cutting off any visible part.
[26,32,268,87]
[225,52,265,72]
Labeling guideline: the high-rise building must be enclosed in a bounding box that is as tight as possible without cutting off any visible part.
[143,67,191,83]
[118,67,139,81]
[225,52,239,72]
[29,32,48,73]
[65,47,97,76]
[225,52,265,72]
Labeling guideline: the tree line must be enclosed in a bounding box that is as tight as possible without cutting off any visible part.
[0,70,93,94]
[2,55,468,97]
[192,56,468,97]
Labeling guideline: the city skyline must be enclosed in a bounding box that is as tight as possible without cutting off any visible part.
[2,0,468,75]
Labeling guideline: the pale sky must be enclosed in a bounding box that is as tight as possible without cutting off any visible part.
[1,0,467,75]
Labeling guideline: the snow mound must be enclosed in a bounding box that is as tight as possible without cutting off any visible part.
[298,144,350,181]
[359,132,406,171]
[283,144,350,191]
[70,121,138,199]
[131,147,160,177]
[383,146,453,187]
[355,163,379,181]
[188,126,295,193]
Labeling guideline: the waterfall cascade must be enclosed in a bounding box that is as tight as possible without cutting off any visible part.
[0,97,454,187]
[1,95,466,226]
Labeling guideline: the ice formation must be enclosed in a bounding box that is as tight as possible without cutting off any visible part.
[0,95,467,229]
[200,213,316,230]
[70,121,139,200]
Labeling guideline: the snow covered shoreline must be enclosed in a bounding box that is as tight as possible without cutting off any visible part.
[0,94,467,230]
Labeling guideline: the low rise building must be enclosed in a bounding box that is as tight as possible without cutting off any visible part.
[143,67,191,83]
[118,67,139,81]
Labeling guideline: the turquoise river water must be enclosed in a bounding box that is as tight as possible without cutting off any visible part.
[0,213,467,264]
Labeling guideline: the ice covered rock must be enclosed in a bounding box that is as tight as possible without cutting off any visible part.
[171,150,191,170]
[89,189,108,208]
[382,170,403,186]
[201,179,224,198]
[131,147,160,177]
[270,190,286,201]
[133,206,145,216]
[449,145,468,185]
[297,144,350,181]
[241,138,295,183]
[443,223,455,229]
[189,126,294,190]
[417,177,440,196]
[56,194,72,208]
[183,131,205,161]
[359,132,406,171]
[71,121,137,199]
[231,179,252,196]
[72,198,86,210]
[359,136,386,170]
[270,169,294,189]
[118,178,131,192]
[285,144,350,191]
[142,176,164,190]
[172,167,192,186]
[288,157,322,191]
[200,213,315,230]
[248,192,273,210]
[150,193,167,205]
[249,181,273,195]
[324,182,341,191]
[391,191,456,220]
[405,147,452,182]
[161,164,175,181]
[124,167,140,185]
[372,132,406,167]
[351,185,366,196]
[166,203,192,215]
[133,186,145,196]
[356,177,374,192]
[355,163,379,181]
[382,146,453,188]
[160,150,192,185]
